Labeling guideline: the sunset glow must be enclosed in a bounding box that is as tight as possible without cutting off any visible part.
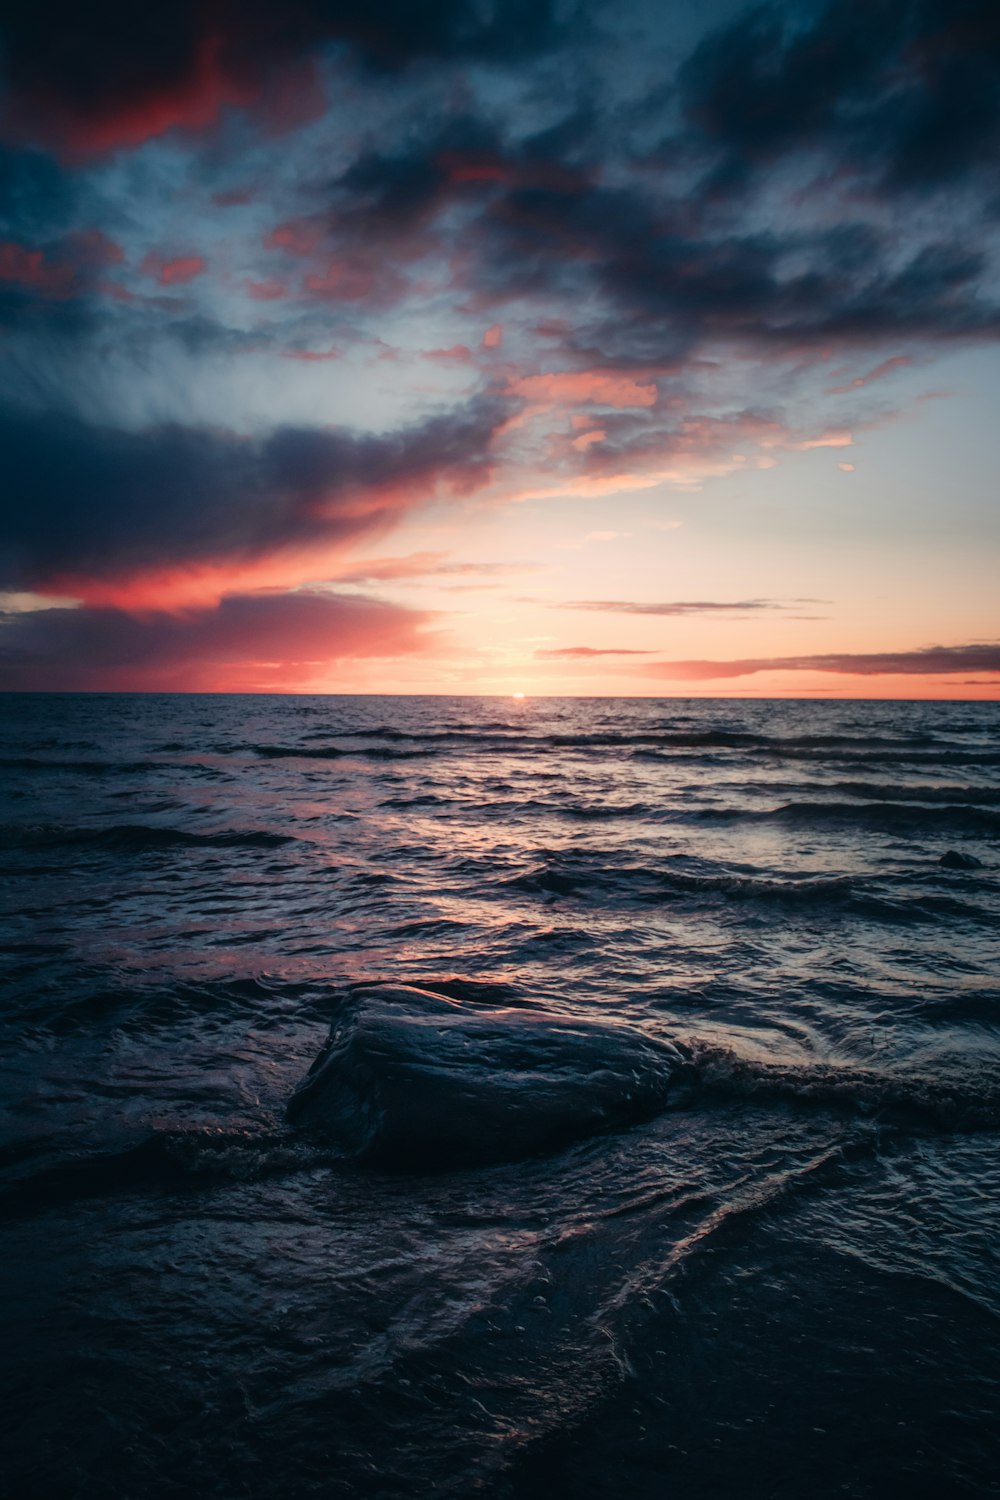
[0,1,997,697]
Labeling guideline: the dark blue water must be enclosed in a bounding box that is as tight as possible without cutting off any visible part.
[2,693,999,1498]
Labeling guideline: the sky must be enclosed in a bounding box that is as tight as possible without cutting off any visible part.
[0,0,998,697]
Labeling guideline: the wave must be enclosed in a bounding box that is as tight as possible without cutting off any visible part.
[503,856,986,920]
[757,747,1000,768]
[244,742,431,761]
[826,781,1000,807]
[685,1038,1000,1132]
[1,822,295,851]
[508,859,856,902]
[716,800,1000,836]
[208,728,997,764]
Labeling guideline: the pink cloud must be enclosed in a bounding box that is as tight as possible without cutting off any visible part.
[508,370,657,408]
[141,252,206,286]
[482,323,503,349]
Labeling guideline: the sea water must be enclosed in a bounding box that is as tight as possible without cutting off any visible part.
[1,693,998,1497]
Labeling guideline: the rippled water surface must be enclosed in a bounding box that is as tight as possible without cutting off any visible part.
[2,693,999,1498]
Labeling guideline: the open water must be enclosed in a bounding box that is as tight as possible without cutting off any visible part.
[1,693,999,1498]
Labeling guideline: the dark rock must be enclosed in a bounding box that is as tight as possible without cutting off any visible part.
[287,983,687,1169]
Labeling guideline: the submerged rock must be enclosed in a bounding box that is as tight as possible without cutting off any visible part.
[939,850,983,870]
[287,983,687,1168]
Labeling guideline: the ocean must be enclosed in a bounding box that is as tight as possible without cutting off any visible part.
[1,692,998,1498]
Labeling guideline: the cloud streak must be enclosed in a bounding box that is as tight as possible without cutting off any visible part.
[642,645,1000,680]
[556,599,798,617]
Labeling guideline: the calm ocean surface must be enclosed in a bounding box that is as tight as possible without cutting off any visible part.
[2,693,999,1498]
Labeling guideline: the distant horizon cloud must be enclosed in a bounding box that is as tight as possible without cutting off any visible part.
[556,599,802,617]
[641,645,1000,681]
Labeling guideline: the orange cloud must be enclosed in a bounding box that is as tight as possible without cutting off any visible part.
[794,429,854,450]
[508,370,657,408]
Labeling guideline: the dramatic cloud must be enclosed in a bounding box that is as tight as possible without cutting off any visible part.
[0,1,996,694]
[642,645,1000,680]
[0,1,574,154]
[679,0,1000,193]
[0,589,434,691]
[0,399,504,603]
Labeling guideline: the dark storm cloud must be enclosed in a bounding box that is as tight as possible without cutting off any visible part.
[679,0,1000,193]
[0,0,576,153]
[5,1,997,367]
[0,589,434,690]
[0,398,504,592]
[642,644,1000,680]
[266,89,973,365]
[479,178,1000,362]
[262,105,597,306]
